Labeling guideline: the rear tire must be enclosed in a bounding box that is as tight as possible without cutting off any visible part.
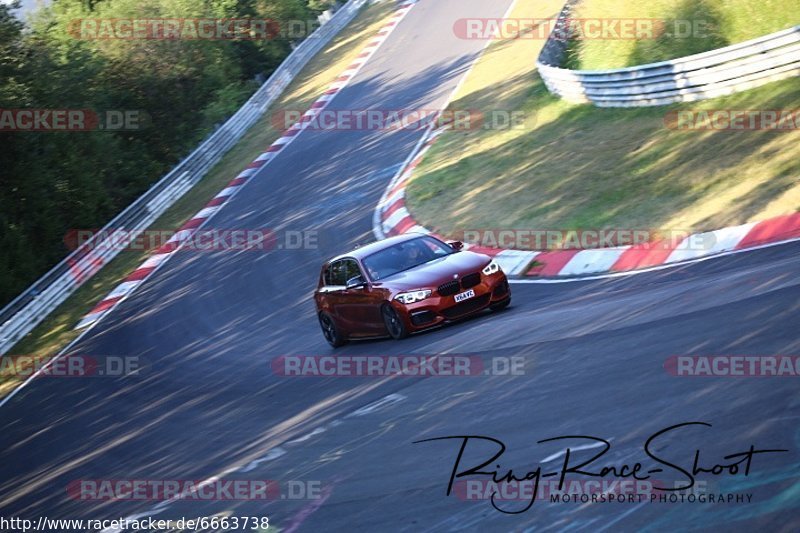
[490,297,511,312]
[319,312,346,348]
[382,304,409,340]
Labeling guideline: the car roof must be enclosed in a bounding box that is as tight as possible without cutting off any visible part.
[328,233,435,263]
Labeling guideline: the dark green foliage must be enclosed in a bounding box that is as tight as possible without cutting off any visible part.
[0,0,320,306]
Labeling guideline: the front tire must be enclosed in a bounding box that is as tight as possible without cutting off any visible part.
[382,304,409,340]
[319,312,346,348]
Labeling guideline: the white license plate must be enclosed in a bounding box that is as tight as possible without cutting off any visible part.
[454,289,475,303]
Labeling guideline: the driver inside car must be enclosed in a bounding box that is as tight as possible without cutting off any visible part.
[400,242,425,270]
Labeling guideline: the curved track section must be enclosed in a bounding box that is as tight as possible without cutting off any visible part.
[0,1,797,530]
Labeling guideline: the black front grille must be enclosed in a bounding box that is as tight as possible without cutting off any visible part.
[461,272,481,289]
[437,279,460,296]
[438,272,482,296]
[441,294,491,319]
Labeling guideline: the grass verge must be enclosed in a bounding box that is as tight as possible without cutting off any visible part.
[1,0,396,397]
[565,0,800,70]
[405,0,800,245]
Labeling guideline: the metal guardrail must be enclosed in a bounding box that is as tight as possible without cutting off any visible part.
[537,0,800,107]
[0,0,371,356]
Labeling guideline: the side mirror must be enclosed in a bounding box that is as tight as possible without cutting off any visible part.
[449,241,464,251]
[346,276,367,289]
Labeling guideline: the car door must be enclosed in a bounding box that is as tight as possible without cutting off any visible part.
[317,259,353,328]
[340,259,386,334]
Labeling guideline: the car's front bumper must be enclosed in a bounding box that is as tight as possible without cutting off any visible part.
[393,271,510,332]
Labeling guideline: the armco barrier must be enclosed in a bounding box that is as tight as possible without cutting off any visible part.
[0,0,373,356]
[537,0,800,107]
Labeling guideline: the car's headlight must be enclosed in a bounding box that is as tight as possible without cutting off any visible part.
[395,290,432,304]
[482,260,501,276]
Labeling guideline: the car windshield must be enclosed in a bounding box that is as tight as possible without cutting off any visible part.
[362,236,454,281]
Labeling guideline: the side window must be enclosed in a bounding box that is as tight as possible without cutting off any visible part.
[323,264,334,286]
[327,260,348,286]
[324,259,362,287]
[343,259,362,284]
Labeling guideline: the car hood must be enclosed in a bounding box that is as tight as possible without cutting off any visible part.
[376,251,490,291]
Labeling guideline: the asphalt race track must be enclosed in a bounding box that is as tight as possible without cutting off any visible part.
[1,0,798,531]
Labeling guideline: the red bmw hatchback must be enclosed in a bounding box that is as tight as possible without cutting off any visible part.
[314,233,511,347]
